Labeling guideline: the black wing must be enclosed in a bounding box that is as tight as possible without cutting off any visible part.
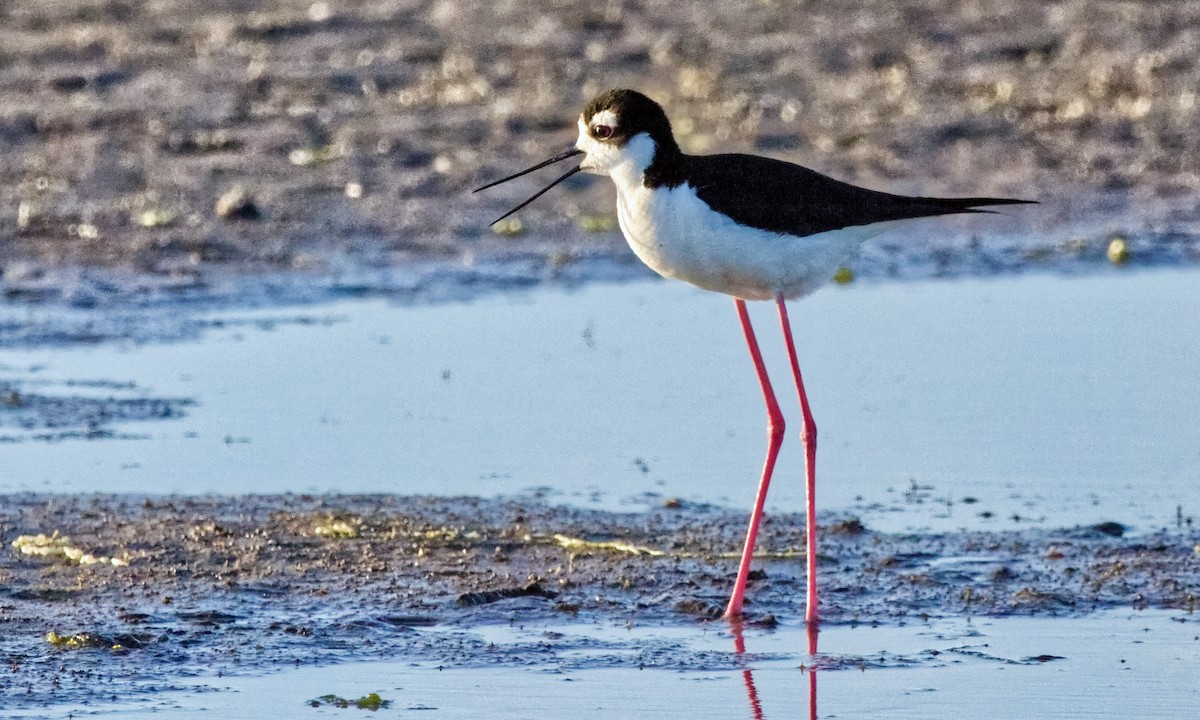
[684,153,1033,237]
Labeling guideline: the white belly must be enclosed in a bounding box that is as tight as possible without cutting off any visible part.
[616,183,892,301]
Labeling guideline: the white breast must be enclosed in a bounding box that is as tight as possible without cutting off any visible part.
[614,179,891,301]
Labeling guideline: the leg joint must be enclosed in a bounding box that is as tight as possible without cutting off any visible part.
[767,413,786,440]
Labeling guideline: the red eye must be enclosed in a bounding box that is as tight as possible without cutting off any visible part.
[593,124,613,139]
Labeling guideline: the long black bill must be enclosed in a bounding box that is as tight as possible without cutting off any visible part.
[473,147,584,226]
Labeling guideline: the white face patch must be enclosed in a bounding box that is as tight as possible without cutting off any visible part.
[575,109,622,175]
[576,115,657,190]
[575,118,606,173]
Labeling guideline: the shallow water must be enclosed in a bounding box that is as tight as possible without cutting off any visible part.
[3,267,1197,533]
[6,610,1195,719]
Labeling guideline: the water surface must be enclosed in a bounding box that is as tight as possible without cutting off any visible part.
[3,268,1197,533]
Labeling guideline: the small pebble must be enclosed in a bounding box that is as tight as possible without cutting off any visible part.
[215,187,261,220]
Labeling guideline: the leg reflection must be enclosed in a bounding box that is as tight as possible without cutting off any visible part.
[729,620,819,720]
[730,620,765,720]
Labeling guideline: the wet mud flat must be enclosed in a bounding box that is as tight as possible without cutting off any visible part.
[2,1,1199,308]
[0,493,1195,708]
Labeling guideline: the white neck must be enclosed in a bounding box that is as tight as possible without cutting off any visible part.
[608,133,657,194]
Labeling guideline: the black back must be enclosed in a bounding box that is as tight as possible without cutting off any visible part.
[675,153,1032,237]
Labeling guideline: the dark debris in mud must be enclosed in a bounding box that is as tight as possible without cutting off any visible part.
[0,380,193,442]
[0,494,1196,707]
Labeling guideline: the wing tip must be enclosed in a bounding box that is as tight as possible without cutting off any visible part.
[958,197,1039,209]
[909,196,1037,217]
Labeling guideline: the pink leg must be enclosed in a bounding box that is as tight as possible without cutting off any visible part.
[724,299,785,619]
[776,293,819,627]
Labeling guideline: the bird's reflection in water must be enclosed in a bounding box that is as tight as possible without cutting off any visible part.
[730,621,818,720]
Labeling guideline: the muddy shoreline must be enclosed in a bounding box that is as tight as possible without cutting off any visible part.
[1,493,1195,707]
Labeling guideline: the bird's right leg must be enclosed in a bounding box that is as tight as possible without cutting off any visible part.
[775,294,819,629]
[724,298,786,619]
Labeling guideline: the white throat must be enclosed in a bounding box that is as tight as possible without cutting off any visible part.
[607,133,657,193]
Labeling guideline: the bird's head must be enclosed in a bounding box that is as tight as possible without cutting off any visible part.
[575,89,678,180]
[472,89,679,226]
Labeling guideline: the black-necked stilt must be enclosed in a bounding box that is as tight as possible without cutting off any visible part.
[475,88,1033,625]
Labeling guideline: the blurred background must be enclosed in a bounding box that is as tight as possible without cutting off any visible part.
[1,0,1197,301]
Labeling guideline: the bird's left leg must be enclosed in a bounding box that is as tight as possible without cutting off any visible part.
[775,293,819,627]
[724,298,785,619]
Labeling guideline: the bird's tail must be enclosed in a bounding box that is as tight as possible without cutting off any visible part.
[917,196,1038,214]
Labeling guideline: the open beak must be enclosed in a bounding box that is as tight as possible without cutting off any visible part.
[472,147,584,226]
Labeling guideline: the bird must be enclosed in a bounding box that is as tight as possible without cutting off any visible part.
[474,88,1033,627]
